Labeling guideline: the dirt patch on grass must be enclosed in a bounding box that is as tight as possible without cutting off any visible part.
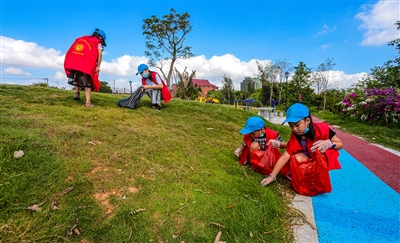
[92,187,139,214]
[128,187,139,193]
[93,189,120,214]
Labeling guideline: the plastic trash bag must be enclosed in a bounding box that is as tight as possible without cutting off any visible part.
[249,145,280,175]
[290,149,332,196]
[118,86,144,109]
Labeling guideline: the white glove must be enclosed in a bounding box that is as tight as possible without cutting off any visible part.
[261,173,276,186]
[234,147,241,157]
[310,139,333,153]
[267,140,280,148]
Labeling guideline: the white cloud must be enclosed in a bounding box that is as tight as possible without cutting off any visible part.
[3,67,31,76]
[1,36,64,68]
[1,35,364,91]
[173,54,266,90]
[101,55,147,76]
[325,71,367,90]
[320,43,332,50]
[356,0,399,46]
[317,24,336,35]
[53,71,66,80]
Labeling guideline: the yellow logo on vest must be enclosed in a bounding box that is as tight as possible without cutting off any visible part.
[74,44,84,52]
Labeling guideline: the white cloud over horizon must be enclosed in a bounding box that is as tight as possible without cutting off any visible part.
[356,0,399,46]
[1,35,365,91]
[3,67,31,76]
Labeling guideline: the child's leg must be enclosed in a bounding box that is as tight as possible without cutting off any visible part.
[250,141,261,151]
[294,152,310,162]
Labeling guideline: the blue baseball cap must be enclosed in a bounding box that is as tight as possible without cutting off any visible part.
[94,28,107,46]
[282,103,310,125]
[136,64,149,75]
[240,116,265,134]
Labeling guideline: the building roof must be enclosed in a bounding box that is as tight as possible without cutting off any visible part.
[192,79,219,89]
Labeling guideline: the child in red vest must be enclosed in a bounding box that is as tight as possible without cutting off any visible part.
[136,64,171,111]
[235,116,287,165]
[261,103,343,192]
[64,28,107,108]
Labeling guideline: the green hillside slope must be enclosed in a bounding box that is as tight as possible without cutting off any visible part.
[0,85,296,242]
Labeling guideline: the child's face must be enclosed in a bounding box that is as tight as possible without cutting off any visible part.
[288,118,310,135]
[250,129,263,138]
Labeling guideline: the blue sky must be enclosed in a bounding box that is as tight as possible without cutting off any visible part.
[1,0,398,91]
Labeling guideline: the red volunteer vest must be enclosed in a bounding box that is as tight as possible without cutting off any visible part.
[286,123,341,171]
[142,72,172,104]
[64,36,101,91]
[239,127,279,165]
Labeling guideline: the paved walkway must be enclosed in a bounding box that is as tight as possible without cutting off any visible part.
[266,114,400,243]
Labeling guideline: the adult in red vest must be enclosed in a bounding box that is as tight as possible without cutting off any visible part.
[64,28,107,108]
[235,116,287,165]
[261,103,343,187]
[136,64,171,110]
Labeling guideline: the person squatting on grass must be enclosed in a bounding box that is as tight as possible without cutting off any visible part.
[235,116,287,165]
[261,103,343,195]
[136,64,171,111]
[64,28,107,108]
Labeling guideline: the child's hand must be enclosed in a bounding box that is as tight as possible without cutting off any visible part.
[267,140,280,148]
[261,173,276,186]
[234,148,241,157]
[310,139,333,153]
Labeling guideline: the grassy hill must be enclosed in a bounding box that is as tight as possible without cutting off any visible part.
[0,85,298,242]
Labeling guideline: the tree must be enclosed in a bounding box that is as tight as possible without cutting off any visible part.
[355,60,400,89]
[98,81,112,93]
[256,60,281,106]
[174,66,199,100]
[142,8,194,87]
[175,81,201,100]
[220,74,234,104]
[291,62,313,106]
[249,88,262,102]
[241,76,255,94]
[388,21,400,55]
[207,89,222,102]
[311,58,336,112]
[274,59,293,106]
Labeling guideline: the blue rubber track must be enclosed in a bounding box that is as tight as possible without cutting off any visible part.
[313,150,400,243]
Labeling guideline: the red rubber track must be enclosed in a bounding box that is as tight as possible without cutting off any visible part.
[312,116,400,193]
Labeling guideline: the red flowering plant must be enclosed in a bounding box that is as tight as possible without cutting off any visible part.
[339,88,400,126]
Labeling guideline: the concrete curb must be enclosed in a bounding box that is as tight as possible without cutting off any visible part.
[291,195,318,243]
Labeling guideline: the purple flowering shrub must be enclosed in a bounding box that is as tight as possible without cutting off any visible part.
[340,88,399,126]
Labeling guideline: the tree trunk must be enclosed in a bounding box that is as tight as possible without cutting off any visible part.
[166,58,178,87]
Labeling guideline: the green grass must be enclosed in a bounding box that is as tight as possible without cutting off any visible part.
[0,85,298,242]
[313,111,400,151]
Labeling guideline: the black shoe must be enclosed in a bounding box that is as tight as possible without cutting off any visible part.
[156,105,162,111]
[73,92,80,100]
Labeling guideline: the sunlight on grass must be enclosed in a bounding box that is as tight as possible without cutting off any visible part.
[0,85,303,242]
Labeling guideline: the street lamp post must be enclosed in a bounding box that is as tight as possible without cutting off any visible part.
[284,72,289,111]
[129,80,132,94]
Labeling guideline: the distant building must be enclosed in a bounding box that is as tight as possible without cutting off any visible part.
[171,78,219,98]
[240,77,262,92]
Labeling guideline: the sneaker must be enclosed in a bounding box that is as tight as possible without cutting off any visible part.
[73,92,80,100]
[155,104,162,111]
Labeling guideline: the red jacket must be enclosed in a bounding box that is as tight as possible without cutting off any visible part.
[286,123,341,171]
[64,36,101,91]
[142,72,171,104]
